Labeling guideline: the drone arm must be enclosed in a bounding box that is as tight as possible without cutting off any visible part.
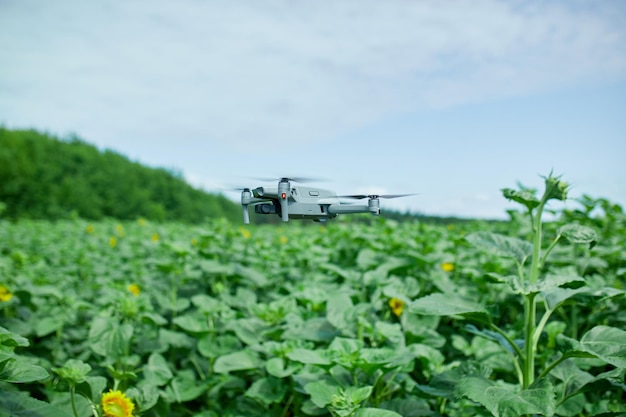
[327,204,370,215]
[328,199,381,216]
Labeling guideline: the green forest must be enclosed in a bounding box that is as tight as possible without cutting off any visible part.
[0,127,473,226]
[0,128,240,223]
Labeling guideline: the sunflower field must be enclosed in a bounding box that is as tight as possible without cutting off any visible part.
[1,175,625,417]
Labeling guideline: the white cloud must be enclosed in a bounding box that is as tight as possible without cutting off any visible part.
[2,0,625,152]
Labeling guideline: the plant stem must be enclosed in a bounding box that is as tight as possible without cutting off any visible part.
[538,354,568,380]
[539,234,561,269]
[533,302,554,346]
[523,293,537,389]
[69,385,80,417]
[523,193,548,389]
[490,323,523,359]
[528,202,545,285]
[281,393,294,417]
[490,323,525,386]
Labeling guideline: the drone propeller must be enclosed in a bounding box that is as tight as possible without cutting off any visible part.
[253,176,324,183]
[338,193,416,200]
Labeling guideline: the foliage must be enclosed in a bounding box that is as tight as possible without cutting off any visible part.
[0,174,624,416]
[0,127,239,223]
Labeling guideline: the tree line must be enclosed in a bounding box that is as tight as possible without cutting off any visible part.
[0,127,240,223]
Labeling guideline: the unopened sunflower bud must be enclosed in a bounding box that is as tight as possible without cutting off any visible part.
[544,176,568,202]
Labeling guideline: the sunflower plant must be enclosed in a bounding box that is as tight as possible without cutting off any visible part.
[410,173,626,416]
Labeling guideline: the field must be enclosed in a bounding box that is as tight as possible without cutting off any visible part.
[1,177,625,417]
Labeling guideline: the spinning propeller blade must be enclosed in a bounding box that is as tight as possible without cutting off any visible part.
[338,193,416,200]
[253,176,324,183]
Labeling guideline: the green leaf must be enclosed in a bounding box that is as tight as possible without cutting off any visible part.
[456,376,555,417]
[326,292,354,331]
[222,287,257,309]
[245,376,288,405]
[355,408,403,417]
[0,391,69,417]
[374,321,405,347]
[329,337,363,354]
[190,294,223,313]
[348,386,372,404]
[551,360,625,415]
[228,317,268,345]
[234,264,269,287]
[360,348,415,373]
[265,357,299,378]
[214,350,260,373]
[579,325,626,368]
[304,379,340,408]
[79,375,107,403]
[356,248,379,270]
[52,359,91,385]
[197,334,241,359]
[558,224,598,246]
[550,359,594,398]
[531,274,585,294]
[282,317,339,342]
[379,398,432,417]
[126,381,159,412]
[466,232,532,265]
[140,311,167,326]
[501,188,540,210]
[34,316,63,337]
[409,293,490,323]
[544,287,588,310]
[173,313,210,333]
[163,370,209,402]
[555,393,585,417]
[88,316,133,359]
[0,326,29,350]
[158,328,194,349]
[0,358,49,383]
[464,324,519,355]
[286,348,332,365]
[143,353,173,386]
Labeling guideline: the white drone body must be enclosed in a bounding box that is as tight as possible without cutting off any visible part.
[240,178,412,224]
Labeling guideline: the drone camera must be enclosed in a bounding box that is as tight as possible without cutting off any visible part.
[255,204,277,215]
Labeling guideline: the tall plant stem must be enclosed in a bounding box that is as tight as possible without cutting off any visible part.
[528,201,545,285]
[523,195,547,389]
[523,293,537,389]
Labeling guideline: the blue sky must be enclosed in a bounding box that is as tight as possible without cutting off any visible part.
[1,0,625,219]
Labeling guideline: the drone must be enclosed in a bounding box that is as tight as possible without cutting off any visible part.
[238,177,413,224]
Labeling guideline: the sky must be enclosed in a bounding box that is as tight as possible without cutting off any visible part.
[1,0,625,219]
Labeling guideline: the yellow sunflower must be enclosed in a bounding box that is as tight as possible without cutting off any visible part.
[389,298,405,317]
[127,284,141,297]
[0,285,12,302]
[441,262,454,272]
[102,390,135,417]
